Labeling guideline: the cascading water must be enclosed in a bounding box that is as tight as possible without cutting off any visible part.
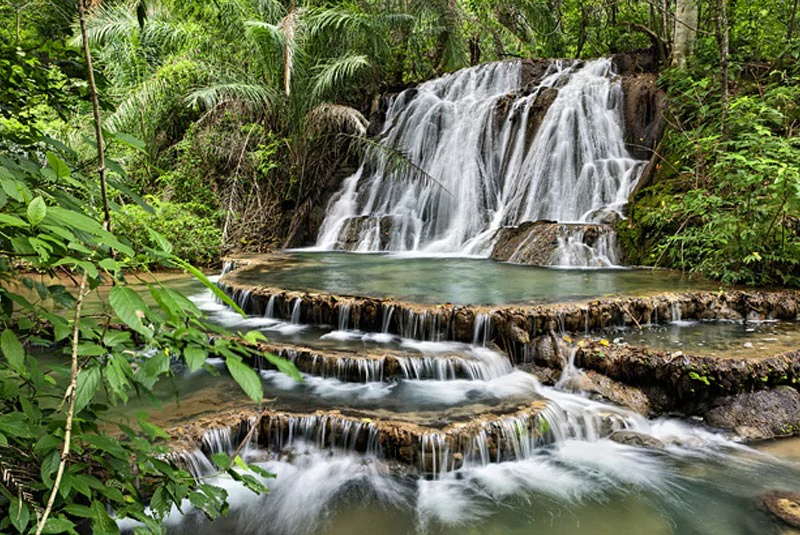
[315,58,645,265]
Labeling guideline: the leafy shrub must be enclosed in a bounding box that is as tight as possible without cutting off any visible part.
[114,197,222,267]
[622,69,800,287]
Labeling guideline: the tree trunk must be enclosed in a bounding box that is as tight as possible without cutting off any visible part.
[716,0,730,135]
[77,0,112,231]
[672,0,699,68]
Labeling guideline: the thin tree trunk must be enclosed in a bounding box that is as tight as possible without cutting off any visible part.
[77,0,112,231]
[35,272,89,535]
[717,0,730,136]
[672,0,699,68]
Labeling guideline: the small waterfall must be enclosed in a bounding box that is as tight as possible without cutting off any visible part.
[263,413,381,454]
[398,309,442,341]
[472,313,492,346]
[337,303,352,331]
[420,433,452,478]
[551,227,621,267]
[316,58,645,264]
[290,298,302,324]
[381,304,395,333]
[265,295,277,319]
[221,260,237,276]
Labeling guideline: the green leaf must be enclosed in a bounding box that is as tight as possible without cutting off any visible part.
[0,412,35,438]
[211,452,233,470]
[183,347,207,372]
[0,213,29,227]
[105,355,130,404]
[41,450,60,488]
[170,256,245,316]
[110,132,147,153]
[27,196,47,226]
[1,329,25,374]
[40,516,75,534]
[261,350,302,381]
[225,356,263,401]
[9,499,30,533]
[46,151,71,179]
[90,500,120,535]
[74,366,102,413]
[109,286,153,338]
[147,227,173,254]
[63,504,94,518]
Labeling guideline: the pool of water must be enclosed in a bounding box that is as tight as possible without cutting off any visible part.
[157,439,798,535]
[228,252,714,305]
[608,320,800,358]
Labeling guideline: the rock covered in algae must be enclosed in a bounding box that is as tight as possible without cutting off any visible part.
[608,430,665,450]
[762,491,800,529]
[704,387,800,441]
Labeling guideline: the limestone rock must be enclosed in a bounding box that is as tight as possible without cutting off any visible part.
[762,491,800,529]
[608,430,665,450]
[704,387,800,441]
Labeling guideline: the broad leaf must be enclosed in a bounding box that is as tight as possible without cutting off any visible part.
[74,366,102,414]
[1,329,25,374]
[109,286,153,338]
[27,196,47,226]
[225,356,263,401]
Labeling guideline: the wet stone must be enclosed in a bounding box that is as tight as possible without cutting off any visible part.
[762,491,800,529]
[608,430,665,450]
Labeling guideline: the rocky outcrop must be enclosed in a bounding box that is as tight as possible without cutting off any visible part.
[705,388,800,441]
[608,430,665,449]
[489,221,617,266]
[171,403,552,476]
[620,74,666,161]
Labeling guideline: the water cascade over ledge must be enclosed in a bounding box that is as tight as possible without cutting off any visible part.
[315,58,646,266]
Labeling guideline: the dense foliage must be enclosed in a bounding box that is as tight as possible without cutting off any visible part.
[621,1,800,286]
[0,7,298,533]
[2,0,800,532]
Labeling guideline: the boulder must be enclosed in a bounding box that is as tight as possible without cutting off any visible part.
[762,491,800,529]
[704,387,800,441]
[608,430,665,450]
[490,221,617,266]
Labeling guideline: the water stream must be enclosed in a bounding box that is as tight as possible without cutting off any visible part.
[315,58,644,265]
[109,275,800,535]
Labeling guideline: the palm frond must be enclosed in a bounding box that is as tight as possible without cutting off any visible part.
[0,447,40,512]
[253,0,286,21]
[310,53,371,101]
[345,134,451,195]
[244,20,286,46]
[186,82,281,112]
[81,2,138,45]
[107,75,171,132]
[304,103,368,137]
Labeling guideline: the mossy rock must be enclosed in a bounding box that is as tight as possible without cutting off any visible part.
[762,491,800,529]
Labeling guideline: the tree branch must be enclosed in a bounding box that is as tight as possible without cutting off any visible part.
[35,270,89,535]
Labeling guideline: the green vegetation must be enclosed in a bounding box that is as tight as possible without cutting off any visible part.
[620,1,800,286]
[3,0,800,532]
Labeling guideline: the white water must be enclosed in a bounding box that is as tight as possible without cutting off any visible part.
[315,58,644,262]
[116,280,800,535]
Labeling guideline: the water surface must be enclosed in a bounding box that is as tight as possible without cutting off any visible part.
[230,252,714,305]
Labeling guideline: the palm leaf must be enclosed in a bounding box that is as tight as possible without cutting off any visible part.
[310,54,371,101]
[186,82,281,112]
[304,103,368,137]
[344,134,451,195]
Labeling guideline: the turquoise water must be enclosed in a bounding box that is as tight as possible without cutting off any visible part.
[229,252,715,305]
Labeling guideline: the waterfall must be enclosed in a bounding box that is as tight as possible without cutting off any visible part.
[316,58,645,263]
